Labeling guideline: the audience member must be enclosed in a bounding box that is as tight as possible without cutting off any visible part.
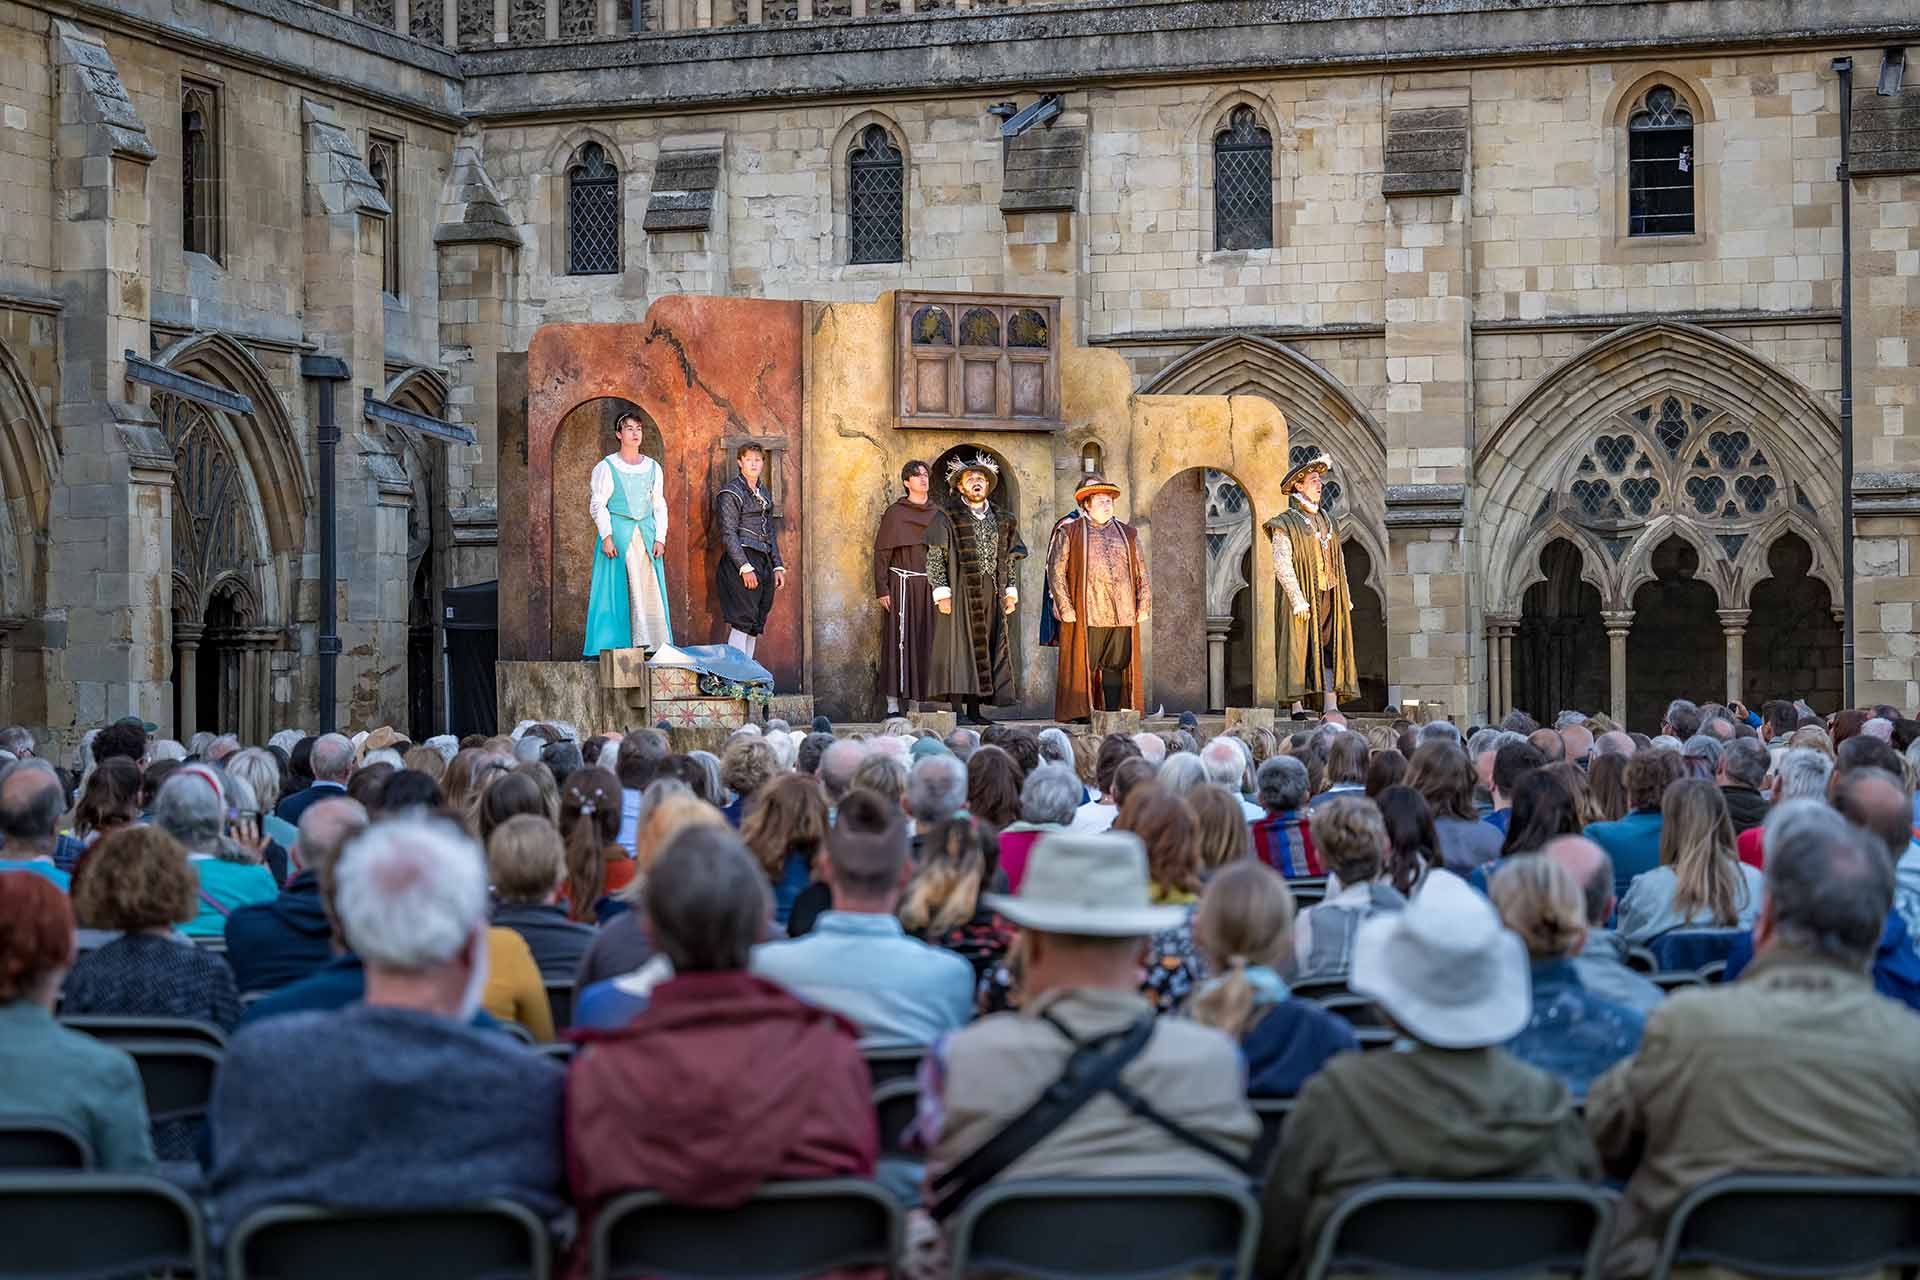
[1156,751,1209,800]
[1586,751,1630,823]
[1373,784,1440,898]
[1259,870,1596,1279]
[1485,739,1547,835]
[1189,783,1251,874]
[210,818,566,1230]
[90,720,150,769]
[1527,727,1567,764]
[1250,755,1321,877]
[715,736,778,830]
[1199,738,1262,820]
[1130,731,1168,766]
[488,814,596,982]
[1544,835,1663,1016]
[1308,733,1369,809]
[0,870,157,1171]
[1491,855,1643,1098]
[1587,748,1685,901]
[1189,861,1356,1097]
[751,807,972,1045]
[1295,796,1406,980]
[741,774,830,927]
[997,764,1078,893]
[1716,736,1770,834]
[1497,767,1584,861]
[1679,733,1722,782]
[850,752,909,811]
[276,733,352,825]
[559,766,625,921]
[0,760,74,888]
[1615,777,1763,943]
[154,768,277,935]
[817,739,867,808]
[72,756,141,848]
[1661,698,1704,741]
[1559,723,1594,763]
[920,831,1255,1226]
[566,829,875,1262]
[965,745,1023,831]
[1406,743,1503,873]
[1737,746,1832,868]
[1590,805,1920,1278]
[225,748,289,885]
[899,814,1013,984]
[1070,736,1139,833]
[224,797,367,995]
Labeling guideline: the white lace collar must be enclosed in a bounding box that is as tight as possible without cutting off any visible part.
[606,453,655,473]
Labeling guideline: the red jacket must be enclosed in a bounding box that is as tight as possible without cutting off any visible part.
[565,971,877,1267]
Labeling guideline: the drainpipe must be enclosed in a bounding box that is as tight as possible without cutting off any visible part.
[302,355,351,734]
[1834,57,1856,709]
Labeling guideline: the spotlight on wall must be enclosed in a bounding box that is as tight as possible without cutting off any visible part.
[1879,47,1906,97]
[986,103,1019,119]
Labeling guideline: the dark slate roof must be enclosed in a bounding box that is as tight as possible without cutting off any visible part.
[1382,106,1467,196]
[1000,126,1085,213]
[643,148,722,232]
[1852,87,1920,178]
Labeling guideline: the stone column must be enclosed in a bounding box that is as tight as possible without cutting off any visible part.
[174,624,202,742]
[1380,78,1473,717]
[0,621,18,725]
[1205,615,1233,711]
[1484,612,1518,721]
[1603,610,1634,727]
[1718,608,1749,709]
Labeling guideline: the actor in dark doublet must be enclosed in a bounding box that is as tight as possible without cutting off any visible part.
[1047,474,1149,722]
[925,454,1026,725]
[714,441,785,658]
[873,459,939,714]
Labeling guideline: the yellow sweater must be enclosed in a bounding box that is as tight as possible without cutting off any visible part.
[483,926,554,1042]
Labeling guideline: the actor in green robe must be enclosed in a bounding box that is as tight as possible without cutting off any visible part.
[1266,451,1357,713]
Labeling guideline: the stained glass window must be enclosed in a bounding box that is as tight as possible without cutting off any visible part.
[1214,106,1273,252]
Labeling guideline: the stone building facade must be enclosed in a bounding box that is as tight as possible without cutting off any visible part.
[1,0,1917,745]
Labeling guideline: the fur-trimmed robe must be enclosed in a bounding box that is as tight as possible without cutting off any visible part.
[925,499,1026,705]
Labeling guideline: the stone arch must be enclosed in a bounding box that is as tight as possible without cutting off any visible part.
[1505,515,1614,609]
[1615,514,1738,611]
[0,336,56,621]
[1477,321,1841,617]
[385,367,452,741]
[1188,87,1287,255]
[827,109,912,267]
[153,331,309,562]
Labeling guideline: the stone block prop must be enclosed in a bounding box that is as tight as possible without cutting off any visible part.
[909,710,957,735]
[1092,709,1141,736]
[768,694,814,725]
[499,660,626,737]
[669,725,735,755]
[1226,707,1276,732]
[599,647,649,688]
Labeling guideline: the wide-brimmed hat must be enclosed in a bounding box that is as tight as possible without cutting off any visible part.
[1280,451,1333,494]
[1348,869,1531,1049]
[361,726,408,755]
[982,831,1190,937]
[1074,474,1122,505]
[944,452,1001,494]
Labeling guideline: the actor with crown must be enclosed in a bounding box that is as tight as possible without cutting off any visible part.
[1268,450,1357,715]
[1047,473,1149,723]
[925,453,1027,726]
[584,410,673,658]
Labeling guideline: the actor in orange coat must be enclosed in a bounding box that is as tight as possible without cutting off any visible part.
[1047,474,1149,723]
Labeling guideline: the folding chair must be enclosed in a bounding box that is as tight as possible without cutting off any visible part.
[1290,977,1352,1003]
[947,1177,1260,1279]
[545,980,576,1034]
[1653,1174,1920,1278]
[227,1198,552,1280]
[863,1043,926,1085]
[1647,929,1743,974]
[873,1077,921,1160]
[1300,1180,1616,1280]
[0,1116,91,1170]
[1625,945,1659,975]
[1316,994,1385,1027]
[61,1014,228,1050]
[592,1178,902,1279]
[534,1040,576,1063]
[116,1038,222,1162]
[1649,971,1705,994]
[0,1172,206,1279]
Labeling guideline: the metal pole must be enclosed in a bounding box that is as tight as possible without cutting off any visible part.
[301,355,351,734]
[1834,57,1856,709]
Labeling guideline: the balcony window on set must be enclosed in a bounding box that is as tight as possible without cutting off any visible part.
[567,143,622,276]
[848,125,905,265]
[1214,106,1274,252]
[1628,86,1695,237]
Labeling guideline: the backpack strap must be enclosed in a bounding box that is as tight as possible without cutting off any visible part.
[198,890,232,919]
[928,1012,1156,1222]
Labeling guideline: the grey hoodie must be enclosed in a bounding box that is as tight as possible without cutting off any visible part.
[1258,1041,1599,1279]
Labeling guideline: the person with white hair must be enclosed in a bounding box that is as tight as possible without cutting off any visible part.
[1131,731,1167,766]
[360,748,406,773]
[268,729,306,758]
[148,739,188,764]
[208,818,566,1231]
[154,768,277,936]
[1036,727,1074,770]
[278,733,354,827]
[1155,752,1208,798]
[1200,737,1262,820]
[1863,717,1896,743]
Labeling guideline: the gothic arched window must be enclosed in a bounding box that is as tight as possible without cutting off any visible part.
[567,143,621,276]
[1214,106,1274,252]
[848,125,904,265]
[1628,86,1695,237]
[181,80,223,262]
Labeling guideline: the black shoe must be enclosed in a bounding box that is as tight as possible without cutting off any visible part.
[962,711,993,726]
[1067,716,1092,726]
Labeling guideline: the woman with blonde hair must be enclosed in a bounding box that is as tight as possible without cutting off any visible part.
[1189,784,1251,875]
[443,748,512,836]
[898,814,1012,984]
[402,745,447,781]
[1068,734,1099,791]
[1615,777,1764,943]
[740,773,830,928]
[1188,861,1356,1097]
[1491,855,1643,1097]
[514,760,561,824]
[1788,724,1836,760]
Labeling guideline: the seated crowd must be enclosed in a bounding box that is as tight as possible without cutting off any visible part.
[3,695,1920,1277]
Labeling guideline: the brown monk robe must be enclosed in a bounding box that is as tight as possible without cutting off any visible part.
[1048,475,1149,723]
[873,480,940,709]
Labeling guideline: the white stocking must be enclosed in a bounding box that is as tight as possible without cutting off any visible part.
[743,634,758,658]
[727,628,752,653]
[1323,667,1338,714]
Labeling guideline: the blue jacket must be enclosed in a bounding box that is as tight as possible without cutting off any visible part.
[1504,959,1644,1099]
[1240,997,1359,1098]
[1724,910,1920,1011]
[224,870,334,994]
[273,781,348,829]
[1584,809,1665,903]
[239,953,368,1026]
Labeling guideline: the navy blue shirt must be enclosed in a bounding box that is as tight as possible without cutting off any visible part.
[1241,997,1360,1098]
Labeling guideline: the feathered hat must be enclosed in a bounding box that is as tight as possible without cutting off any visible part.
[1280,450,1334,494]
[944,452,1001,494]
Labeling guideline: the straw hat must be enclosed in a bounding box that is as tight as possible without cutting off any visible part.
[1073,473,1122,506]
[982,831,1190,937]
[1348,870,1531,1049]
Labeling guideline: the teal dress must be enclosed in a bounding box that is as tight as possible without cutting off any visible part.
[585,456,674,658]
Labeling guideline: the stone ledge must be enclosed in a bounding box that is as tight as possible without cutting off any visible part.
[1001,127,1085,214]
[1855,472,1920,515]
[1384,482,1467,527]
[644,149,723,232]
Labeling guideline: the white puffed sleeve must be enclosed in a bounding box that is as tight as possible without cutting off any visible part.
[590,458,615,541]
[649,456,669,544]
